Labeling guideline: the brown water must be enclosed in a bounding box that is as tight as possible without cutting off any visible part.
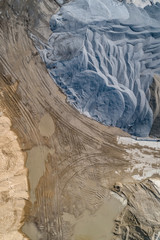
[63,195,125,240]
[22,222,42,240]
[38,113,55,137]
[26,145,55,203]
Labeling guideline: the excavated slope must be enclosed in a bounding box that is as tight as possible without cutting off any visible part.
[0,1,160,240]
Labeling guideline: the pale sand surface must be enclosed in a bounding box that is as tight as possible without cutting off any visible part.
[0,112,28,240]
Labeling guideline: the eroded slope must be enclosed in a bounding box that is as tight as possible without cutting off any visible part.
[39,0,160,137]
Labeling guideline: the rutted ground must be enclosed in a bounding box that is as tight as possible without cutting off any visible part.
[0,1,160,240]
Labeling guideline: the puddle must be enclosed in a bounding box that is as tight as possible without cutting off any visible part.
[22,222,42,240]
[38,113,55,137]
[26,145,54,203]
[64,195,125,240]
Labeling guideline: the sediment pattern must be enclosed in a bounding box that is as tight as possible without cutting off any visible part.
[150,75,160,137]
[40,0,160,137]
